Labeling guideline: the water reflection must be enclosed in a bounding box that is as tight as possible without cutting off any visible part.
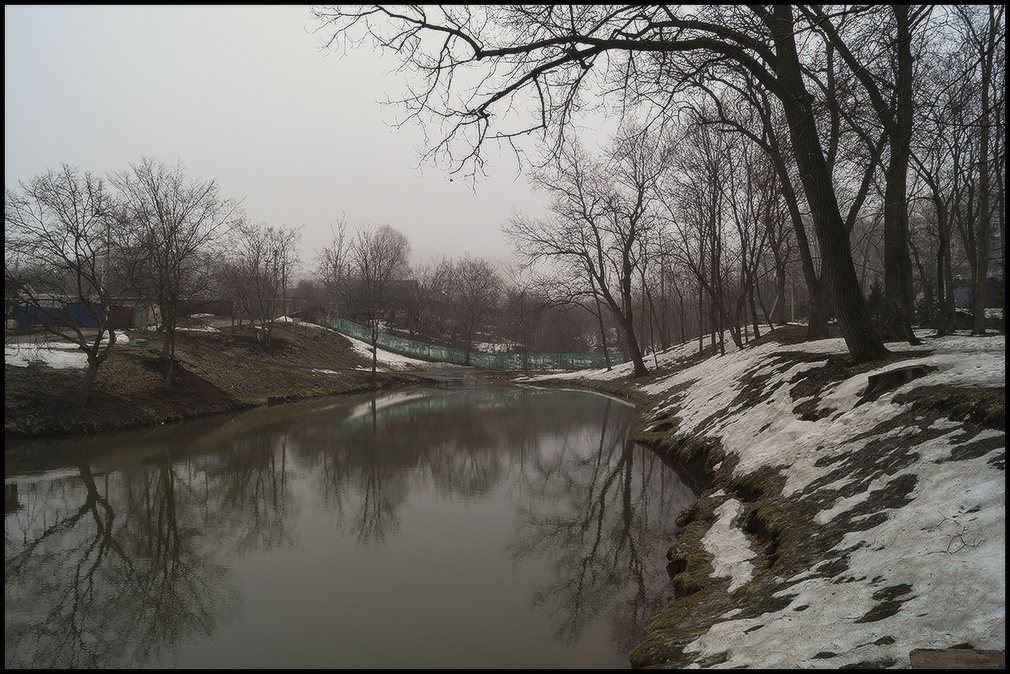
[508,398,675,651]
[5,449,241,668]
[5,387,694,669]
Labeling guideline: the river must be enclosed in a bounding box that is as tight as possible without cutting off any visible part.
[5,386,695,668]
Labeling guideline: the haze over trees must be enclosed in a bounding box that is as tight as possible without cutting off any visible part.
[436,254,505,366]
[6,5,1003,398]
[313,4,1005,372]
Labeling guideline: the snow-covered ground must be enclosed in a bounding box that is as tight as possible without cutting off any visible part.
[276,317,429,371]
[341,332,429,371]
[5,333,130,369]
[527,329,1005,668]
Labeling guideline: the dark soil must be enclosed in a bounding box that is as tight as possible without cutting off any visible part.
[5,322,424,442]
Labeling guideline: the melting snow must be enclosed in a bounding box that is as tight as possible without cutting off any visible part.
[530,328,1005,668]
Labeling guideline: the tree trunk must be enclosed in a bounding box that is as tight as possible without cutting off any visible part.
[591,287,612,371]
[774,264,787,326]
[159,302,178,384]
[697,281,705,354]
[762,109,832,340]
[679,292,687,345]
[909,238,932,328]
[78,359,100,407]
[748,286,761,341]
[880,5,920,345]
[934,194,956,336]
[371,323,379,376]
[972,4,996,335]
[621,317,649,377]
[770,6,888,363]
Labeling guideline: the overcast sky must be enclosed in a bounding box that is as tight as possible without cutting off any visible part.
[5,5,548,273]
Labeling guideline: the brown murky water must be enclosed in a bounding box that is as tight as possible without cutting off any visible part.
[5,386,694,668]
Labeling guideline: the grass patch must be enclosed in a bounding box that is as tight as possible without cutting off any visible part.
[894,386,1005,430]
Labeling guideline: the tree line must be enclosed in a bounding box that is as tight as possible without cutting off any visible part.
[7,5,1005,405]
[314,219,617,374]
[5,156,611,405]
[313,4,1006,377]
[6,157,319,404]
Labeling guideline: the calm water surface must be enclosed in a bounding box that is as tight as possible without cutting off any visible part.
[5,386,695,668]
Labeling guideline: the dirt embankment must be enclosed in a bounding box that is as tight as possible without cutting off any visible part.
[5,322,423,442]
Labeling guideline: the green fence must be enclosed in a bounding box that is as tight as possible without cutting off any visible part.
[330,317,624,371]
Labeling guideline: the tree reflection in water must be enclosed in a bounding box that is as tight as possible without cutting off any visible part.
[301,388,693,650]
[5,387,694,668]
[4,419,294,668]
[505,396,693,650]
[5,454,238,668]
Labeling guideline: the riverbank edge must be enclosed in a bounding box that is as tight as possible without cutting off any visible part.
[528,354,1005,669]
[4,365,426,448]
[4,322,429,445]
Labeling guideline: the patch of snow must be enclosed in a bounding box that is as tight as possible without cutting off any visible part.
[5,331,128,369]
[647,330,1004,668]
[702,495,756,592]
[343,333,428,371]
[5,342,88,369]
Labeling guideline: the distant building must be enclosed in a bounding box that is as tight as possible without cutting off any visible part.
[952,277,1003,310]
[12,296,102,328]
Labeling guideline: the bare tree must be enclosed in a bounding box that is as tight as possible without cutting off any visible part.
[955,4,1004,334]
[506,128,665,377]
[687,78,832,339]
[531,257,619,369]
[441,254,504,365]
[220,222,302,350]
[5,165,117,406]
[349,223,411,374]
[665,118,731,356]
[803,5,932,345]
[503,262,549,371]
[642,236,700,349]
[412,255,452,342]
[110,157,240,382]
[910,5,1006,335]
[911,26,974,335]
[723,128,775,346]
[312,4,890,362]
[317,218,352,320]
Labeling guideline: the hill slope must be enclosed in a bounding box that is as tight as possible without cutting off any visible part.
[526,329,1005,669]
[5,321,424,439]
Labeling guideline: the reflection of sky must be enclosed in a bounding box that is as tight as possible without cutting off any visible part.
[5,387,694,669]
